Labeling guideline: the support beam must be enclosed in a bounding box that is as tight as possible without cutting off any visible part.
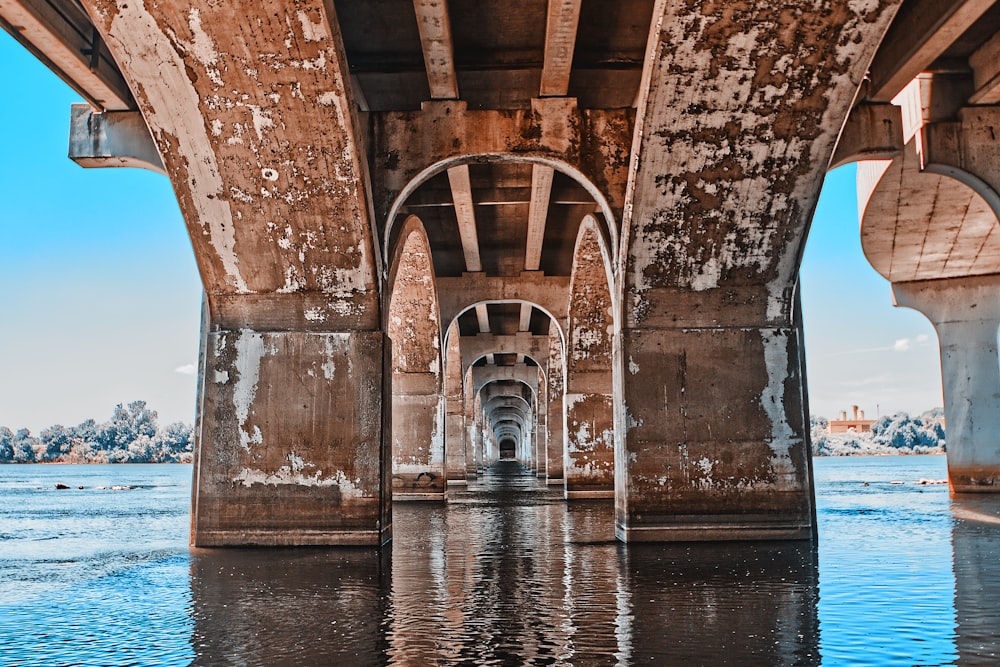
[524,165,554,271]
[475,304,491,334]
[437,274,571,332]
[460,332,550,375]
[869,0,995,102]
[519,304,533,331]
[0,0,133,110]
[413,0,458,99]
[539,0,582,97]
[447,165,482,273]
[970,30,1000,104]
[829,103,904,170]
[69,104,164,173]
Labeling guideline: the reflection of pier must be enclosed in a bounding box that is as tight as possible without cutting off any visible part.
[190,462,819,662]
[952,496,1000,664]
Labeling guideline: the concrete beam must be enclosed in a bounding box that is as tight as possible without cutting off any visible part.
[438,273,570,333]
[413,0,458,99]
[473,365,539,399]
[970,30,1000,104]
[539,0,581,97]
[447,165,483,273]
[869,0,994,102]
[373,102,633,248]
[518,304,533,331]
[474,304,491,334]
[69,104,164,173]
[460,332,550,375]
[829,103,904,171]
[0,0,133,110]
[524,165,554,271]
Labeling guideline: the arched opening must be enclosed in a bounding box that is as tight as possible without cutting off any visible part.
[499,439,517,459]
[387,217,446,500]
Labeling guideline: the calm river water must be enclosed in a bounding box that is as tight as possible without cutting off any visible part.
[1,455,998,665]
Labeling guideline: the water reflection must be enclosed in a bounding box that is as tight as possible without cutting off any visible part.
[952,495,1000,665]
[189,462,820,664]
[190,548,390,665]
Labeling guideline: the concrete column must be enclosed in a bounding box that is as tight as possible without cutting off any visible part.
[192,314,391,546]
[391,375,446,500]
[616,291,815,542]
[547,323,565,485]
[894,275,1000,491]
[536,390,548,478]
[444,326,467,485]
[564,220,615,499]
[564,373,615,498]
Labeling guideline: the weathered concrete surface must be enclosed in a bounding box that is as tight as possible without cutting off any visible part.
[373,99,632,246]
[78,0,388,546]
[565,221,614,498]
[617,0,899,541]
[862,137,1000,283]
[859,78,1000,494]
[192,327,390,545]
[546,322,566,485]
[444,323,467,484]
[388,220,445,500]
[894,276,1000,492]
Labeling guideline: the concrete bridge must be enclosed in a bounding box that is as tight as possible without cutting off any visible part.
[5,0,1000,546]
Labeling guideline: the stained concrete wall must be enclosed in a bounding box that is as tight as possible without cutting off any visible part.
[388,221,445,499]
[616,0,900,541]
[565,221,615,498]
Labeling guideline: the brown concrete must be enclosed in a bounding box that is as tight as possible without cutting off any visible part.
[388,219,446,500]
[565,219,615,498]
[616,0,899,541]
[444,322,468,484]
[29,0,997,545]
[546,321,566,485]
[191,327,390,546]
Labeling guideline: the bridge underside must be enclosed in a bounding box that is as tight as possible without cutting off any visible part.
[10,0,1000,544]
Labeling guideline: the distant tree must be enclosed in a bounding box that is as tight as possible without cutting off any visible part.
[871,413,944,453]
[0,427,14,461]
[11,429,38,462]
[94,401,158,452]
[154,422,193,462]
[39,424,74,462]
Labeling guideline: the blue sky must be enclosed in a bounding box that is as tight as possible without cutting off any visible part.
[0,32,943,432]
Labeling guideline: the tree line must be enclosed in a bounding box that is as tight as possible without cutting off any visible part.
[0,401,193,463]
[811,410,946,456]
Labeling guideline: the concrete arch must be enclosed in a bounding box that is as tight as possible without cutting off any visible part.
[387,216,446,500]
[861,139,1000,283]
[382,154,620,275]
[564,217,616,499]
[448,300,567,353]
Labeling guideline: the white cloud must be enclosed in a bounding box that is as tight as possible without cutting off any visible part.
[175,364,197,375]
[893,338,911,352]
[916,333,930,344]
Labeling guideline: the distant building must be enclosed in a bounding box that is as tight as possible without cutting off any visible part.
[828,405,876,433]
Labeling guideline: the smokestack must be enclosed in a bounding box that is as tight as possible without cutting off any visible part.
[852,405,859,420]
[840,410,847,421]
[860,409,865,420]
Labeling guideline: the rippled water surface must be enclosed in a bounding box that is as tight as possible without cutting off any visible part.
[2,456,1000,665]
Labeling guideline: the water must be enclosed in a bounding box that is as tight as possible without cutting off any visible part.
[1,456,999,665]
